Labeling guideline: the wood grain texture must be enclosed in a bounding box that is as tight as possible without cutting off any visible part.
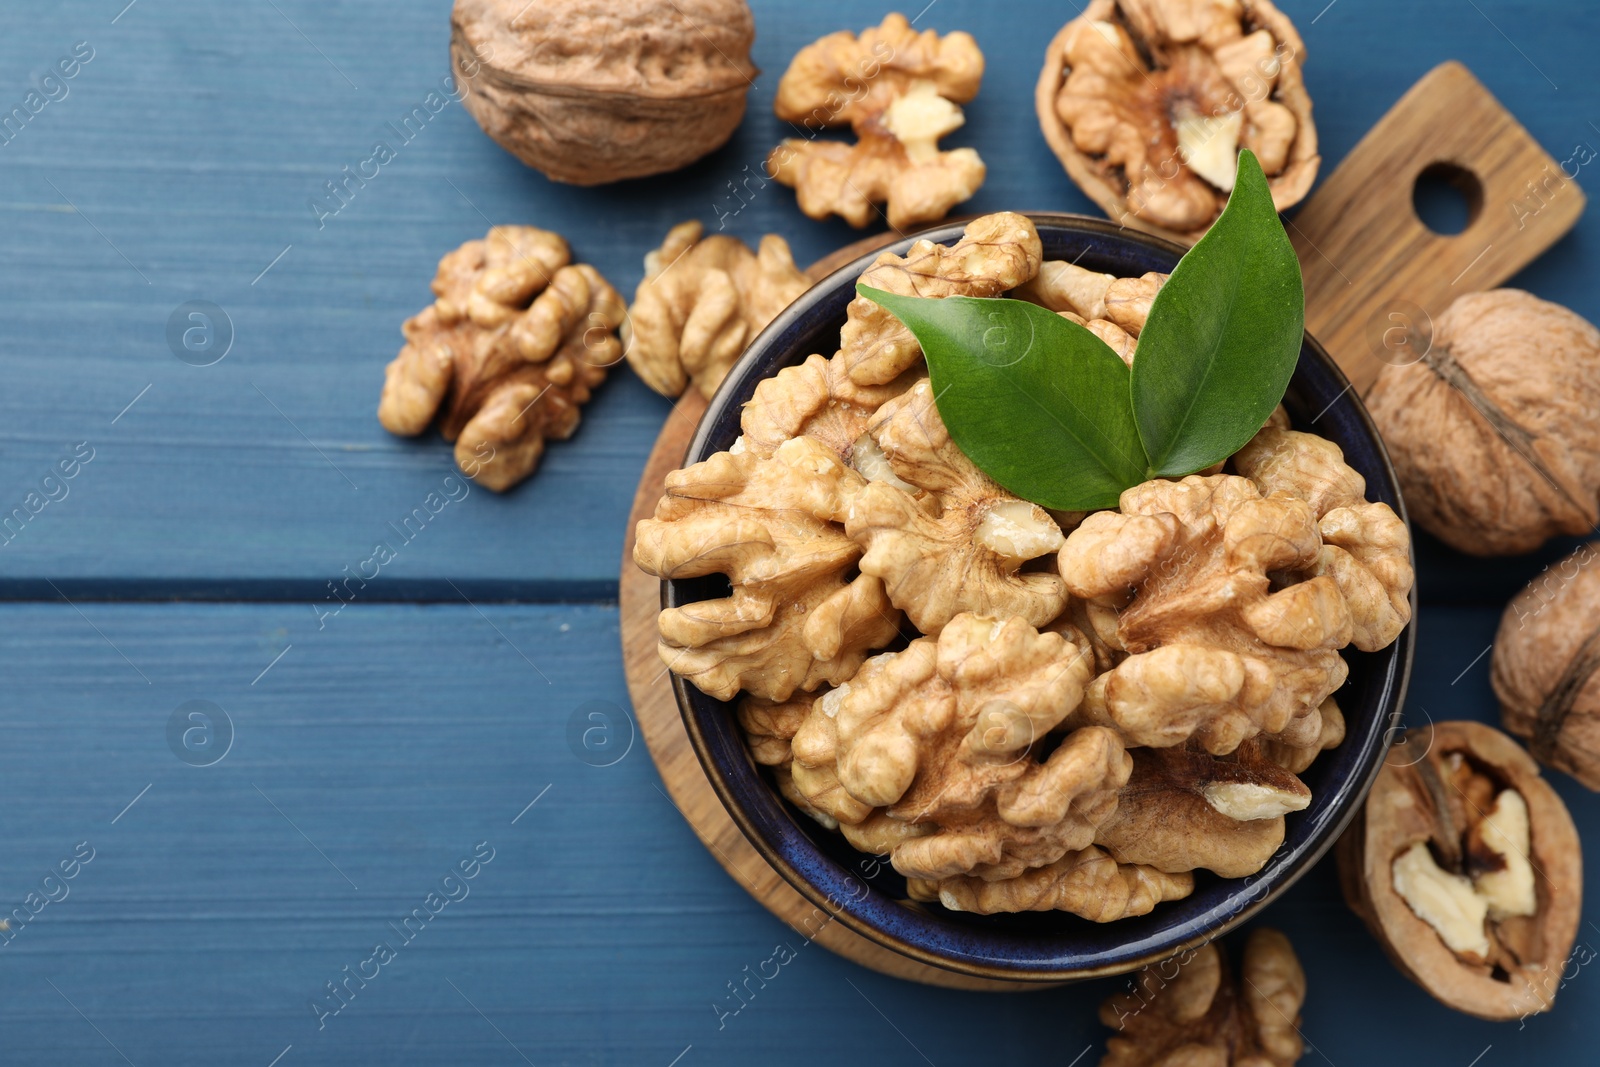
[1291,61,1585,394]
[0,3,1591,603]
[3,1,1600,1063]
[1,603,1596,1066]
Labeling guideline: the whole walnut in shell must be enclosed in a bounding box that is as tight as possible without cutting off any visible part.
[1037,0,1319,244]
[1492,540,1600,786]
[1366,289,1600,556]
[378,226,625,491]
[1337,722,1582,1020]
[451,0,757,184]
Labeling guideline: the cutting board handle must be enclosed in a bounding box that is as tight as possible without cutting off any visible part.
[1290,61,1585,394]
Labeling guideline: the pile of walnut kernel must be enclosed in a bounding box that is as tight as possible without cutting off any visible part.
[635,212,1415,919]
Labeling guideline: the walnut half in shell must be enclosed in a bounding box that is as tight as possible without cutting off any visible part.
[1337,721,1582,1020]
[1036,0,1319,244]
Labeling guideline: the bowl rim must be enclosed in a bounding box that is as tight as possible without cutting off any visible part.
[664,211,1416,982]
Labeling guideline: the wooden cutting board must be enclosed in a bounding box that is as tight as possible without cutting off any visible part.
[1289,61,1584,394]
[618,61,1583,989]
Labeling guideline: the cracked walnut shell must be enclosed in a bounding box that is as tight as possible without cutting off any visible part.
[633,435,902,702]
[451,0,757,184]
[768,13,986,229]
[378,226,625,491]
[1100,928,1306,1066]
[624,221,810,399]
[1493,540,1600,787]
[1037,0,1319,244]
[1366,289,1600,556]
[1337,721,1582,1020]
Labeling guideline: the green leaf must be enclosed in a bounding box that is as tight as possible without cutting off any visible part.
[1130,149,1304,477]
[857,285,1148,511]
[849,151,1304,511]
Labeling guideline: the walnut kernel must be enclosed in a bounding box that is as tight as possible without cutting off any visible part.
[786,614,1131,895]
[768,13,986,229]
[847,381,1069,633]
[378,226,624,491]
[624,221,810,399]
[1100,928,1306,1066]
[633,436,902,701]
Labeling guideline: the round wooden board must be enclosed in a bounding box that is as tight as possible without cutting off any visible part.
[619,242,1039,992]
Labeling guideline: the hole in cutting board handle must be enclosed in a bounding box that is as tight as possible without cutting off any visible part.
[1412,162,1485,235]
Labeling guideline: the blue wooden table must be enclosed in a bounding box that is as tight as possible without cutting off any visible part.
[1,1,1597,1063]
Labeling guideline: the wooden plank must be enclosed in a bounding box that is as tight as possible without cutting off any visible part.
[1,1,1600,1059]
[0,602,1594,1064]
[0,0,1076,593]
[1291,62,1585,394]
[0,6,1589,599]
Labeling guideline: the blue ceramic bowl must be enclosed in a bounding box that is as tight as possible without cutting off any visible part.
[667,214,1415,982]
